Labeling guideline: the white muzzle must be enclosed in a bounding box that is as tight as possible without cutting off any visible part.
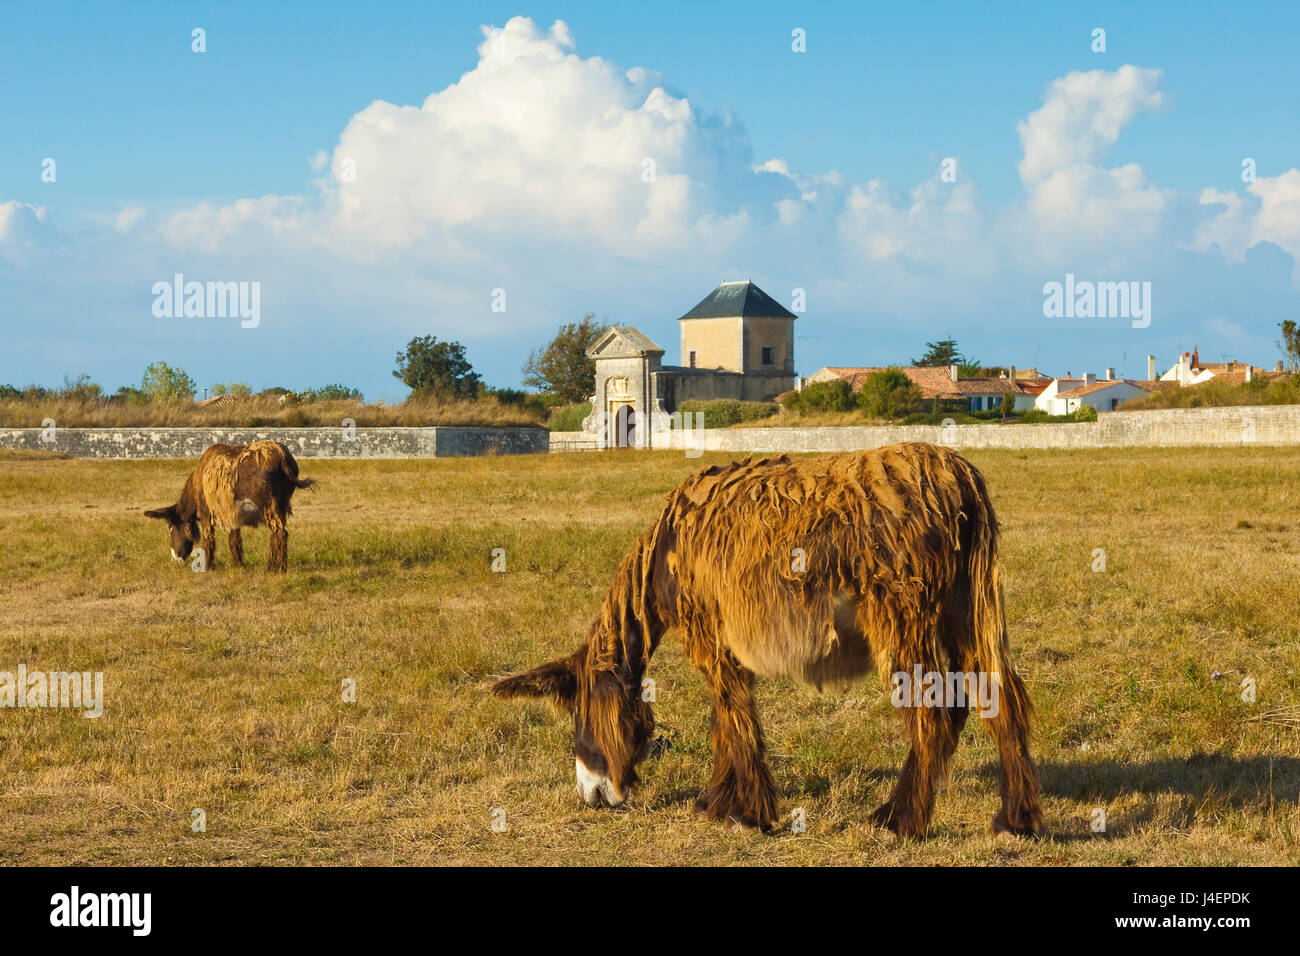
[575,757,623,808]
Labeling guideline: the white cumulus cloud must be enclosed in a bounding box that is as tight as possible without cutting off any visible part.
[1196,169,1300,282]
[0,200,57,250]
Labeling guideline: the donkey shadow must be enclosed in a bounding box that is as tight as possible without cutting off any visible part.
[646,752,1299,838]
[974,752,1300,840]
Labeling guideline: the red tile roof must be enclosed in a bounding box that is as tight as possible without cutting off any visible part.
[1068,379,1154,398]
[813,366,1022,399]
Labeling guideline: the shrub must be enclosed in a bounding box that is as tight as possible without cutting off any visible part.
[298,383,361,402]
[677,398,779,428]
[111,386,148,405]
[1018,406,1098,423]
[856,368,922,420]
[901,411,981,426]
[784,380,855,413]
[483,386,548,418]
[60,374,102,402]
[547,402,591,432]
[1120,373,1300,410]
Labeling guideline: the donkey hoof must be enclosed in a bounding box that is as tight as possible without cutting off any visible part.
[991,810,1039,840]
[870,803,900,834]
[871,803,928,839]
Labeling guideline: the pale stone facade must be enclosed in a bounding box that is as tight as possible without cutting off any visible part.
[582,281,798,448]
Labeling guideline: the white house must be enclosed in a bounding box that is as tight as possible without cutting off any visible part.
[1160,347,1273,386]
[1035,371,1153,414]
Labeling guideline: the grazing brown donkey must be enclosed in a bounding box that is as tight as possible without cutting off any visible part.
[144,440,314,572]
[494,442,1042,838]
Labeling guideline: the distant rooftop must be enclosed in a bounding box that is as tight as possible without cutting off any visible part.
[678,280,797,321]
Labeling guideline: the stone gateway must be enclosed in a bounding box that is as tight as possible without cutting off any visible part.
[583,280,797,448]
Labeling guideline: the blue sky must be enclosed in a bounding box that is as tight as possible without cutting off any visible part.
[2,1,1299,399]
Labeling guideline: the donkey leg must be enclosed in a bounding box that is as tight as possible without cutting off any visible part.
[982,667,1042,837]
[872,655,968,839]
[227,529,245,567]
[693,653,778,831]
[266,511,288,572]
[199,521,218,570]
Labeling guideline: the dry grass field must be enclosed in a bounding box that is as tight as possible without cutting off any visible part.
[1,445,1298,866]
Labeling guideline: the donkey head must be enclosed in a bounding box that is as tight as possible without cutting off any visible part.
[143,505,199,564]
[493,645,655,809]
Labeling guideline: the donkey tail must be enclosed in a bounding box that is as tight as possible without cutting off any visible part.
[957,454,1042,835]
[278,447,316,490]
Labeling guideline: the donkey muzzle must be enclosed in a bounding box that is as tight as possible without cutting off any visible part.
[575,757,624,808]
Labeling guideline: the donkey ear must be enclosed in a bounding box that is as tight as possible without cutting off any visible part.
[492,655,580,710]
[144,506,179,523]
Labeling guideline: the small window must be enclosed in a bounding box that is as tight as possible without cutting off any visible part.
[761,346,774,367]
[688,350,697,368]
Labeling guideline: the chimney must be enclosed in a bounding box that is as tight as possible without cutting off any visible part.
[1009,365,1017,383]
[1191,346,1200,368]
[1104,367,1115,381]
[949,364,959,382]
[1245,366,1253,384]
[1147,354,1156,380]
[1083,372,1096,386]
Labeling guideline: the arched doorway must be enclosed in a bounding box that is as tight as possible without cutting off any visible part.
[612,403,636,448]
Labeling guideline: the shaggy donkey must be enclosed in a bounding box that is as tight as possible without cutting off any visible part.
[494,442,1042,838]
[145,440,314,572]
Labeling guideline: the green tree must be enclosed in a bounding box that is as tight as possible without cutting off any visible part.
[141,362,196,400]
[393,335,481,399]
[1281,320,1300,371]
[857,368,922,419]
[913,339,982,377]
[912,339,962,367]
[210,381,253,398]
[522,315,607,404]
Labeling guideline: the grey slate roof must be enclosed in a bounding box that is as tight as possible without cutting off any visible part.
[677,280,797,321]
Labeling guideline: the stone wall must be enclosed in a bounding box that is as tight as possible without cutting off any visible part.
[0,426,549,460]
[549,432,602,452]
[4,407,1295,460]
[557,404,1300,454]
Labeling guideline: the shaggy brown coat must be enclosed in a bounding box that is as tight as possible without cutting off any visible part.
[144,440,314,572]
[494,441,1042,838]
